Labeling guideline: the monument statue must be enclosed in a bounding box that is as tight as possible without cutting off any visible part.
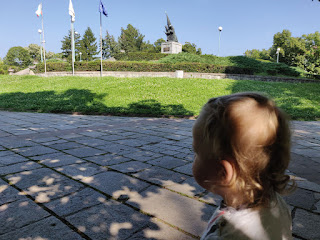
[164,13,178,42]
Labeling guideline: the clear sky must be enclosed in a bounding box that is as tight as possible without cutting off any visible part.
[1,0,320,59]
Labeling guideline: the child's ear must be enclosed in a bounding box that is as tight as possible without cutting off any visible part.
[220,159,234,184]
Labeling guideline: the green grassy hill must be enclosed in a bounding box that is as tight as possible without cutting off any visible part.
[158,52,303,78]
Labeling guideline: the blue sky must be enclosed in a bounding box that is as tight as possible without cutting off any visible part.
[1,0,320,59]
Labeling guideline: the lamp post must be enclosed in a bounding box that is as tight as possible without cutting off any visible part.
[74,32,79,61]
[218,26,223,57]
[79,52,82,62]
[38,29,43,62]
[276,47,281,63]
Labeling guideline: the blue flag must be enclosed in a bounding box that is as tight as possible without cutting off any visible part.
[99,0,108,17]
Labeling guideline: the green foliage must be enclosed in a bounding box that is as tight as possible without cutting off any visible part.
[182,42,201,55]
[158,53,300,77]
[159,52,207,64]
[0,61,7,75]
[113,52,168,61]
[4,46,32,67]
[34,60,253,75]
[102,31,120,59]
[25,44,42,62]
[153,38,166,53]
[141,40,155,52]
[79,27,98,61]
[25,44,56,63]
[61,30,81,61]
[245,49,272,61]
[118,24,145,52]
[35,62,71,72]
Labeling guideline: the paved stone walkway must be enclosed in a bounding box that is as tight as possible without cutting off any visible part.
[0,111,319,240]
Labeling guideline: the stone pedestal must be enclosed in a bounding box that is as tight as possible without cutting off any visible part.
[161,42,182,54]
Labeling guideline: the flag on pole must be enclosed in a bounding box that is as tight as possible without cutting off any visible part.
[99,0,108,17]
[69,0,75,22]
[35,3,42,17]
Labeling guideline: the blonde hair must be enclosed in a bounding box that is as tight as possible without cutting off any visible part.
[195,92,293,208]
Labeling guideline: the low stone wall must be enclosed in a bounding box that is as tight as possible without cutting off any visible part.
[36,71,319,83]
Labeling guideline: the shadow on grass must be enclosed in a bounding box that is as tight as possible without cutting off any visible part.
[0,89,194,117]
[227,80,320,120]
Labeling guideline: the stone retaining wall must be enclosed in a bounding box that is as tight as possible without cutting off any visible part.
[36,71,320,83]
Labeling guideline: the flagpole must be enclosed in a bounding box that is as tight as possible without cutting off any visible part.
[71,16,75,76]
[100,12,103,77]
[41,7,47,75]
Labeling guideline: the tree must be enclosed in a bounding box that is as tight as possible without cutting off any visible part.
[4,46,32,67]
[26,44,55,62]
[141,40,155,52]
[80,27,98,61]
[270,30,306,66]
[302,32,320,73]
[153,38,166,53]
[182,42,201,55]
[61,30,81,61]
[61,30,81,60]
[25,44,41,62]
[118,24,145,52]
[102,31,120,59]
[244,49,271,60]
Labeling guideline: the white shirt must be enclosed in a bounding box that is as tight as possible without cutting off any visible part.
[201,193,292,240]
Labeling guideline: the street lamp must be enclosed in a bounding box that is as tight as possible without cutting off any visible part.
[218,26,223,57]
[79,52,82,62]
[38,29,43,62]
[276,47,281,63]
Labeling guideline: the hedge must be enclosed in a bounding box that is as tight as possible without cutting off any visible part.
[113,52,169,61]
[34,61,254,75]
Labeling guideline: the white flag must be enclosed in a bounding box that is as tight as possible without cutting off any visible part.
[35,3,42,17]
[69,0,75,22]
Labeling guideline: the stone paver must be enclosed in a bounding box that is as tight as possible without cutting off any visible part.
[0,112,319,240]
[0,198,50,235]
[0,216,85,240]
[66,199,151,240]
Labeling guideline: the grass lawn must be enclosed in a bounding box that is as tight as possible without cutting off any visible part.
[0,75,319,121]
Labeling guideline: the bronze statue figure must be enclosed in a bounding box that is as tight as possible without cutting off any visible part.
[164,13,178,42]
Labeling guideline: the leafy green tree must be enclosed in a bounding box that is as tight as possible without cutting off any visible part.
[61,30,81,61]
[196,48,202,55]
[102,31,120,59]
[270,30,306,66]
[182,42,196,54]
[141,40,155,52]
[26,44,55,62]
[25,44,42,61]
[244,49,271,60]
[4,46,32,67]
[118,24,145,52]
[153,38,166,53]
[80,27,98,61]
[302,32,320,73]
[182,42,202,55]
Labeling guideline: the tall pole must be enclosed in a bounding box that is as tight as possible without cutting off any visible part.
[38,30,43,62]
[71,16,75,76]
[100,12,103,77]
[218,26,223,57]
[41,11,47,74]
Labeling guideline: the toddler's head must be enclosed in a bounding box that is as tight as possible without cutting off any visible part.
[192,92,291,208]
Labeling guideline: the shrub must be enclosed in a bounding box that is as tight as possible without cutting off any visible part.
[114,52,169,61]
[35,62,71,72]
[34,61,254,74]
